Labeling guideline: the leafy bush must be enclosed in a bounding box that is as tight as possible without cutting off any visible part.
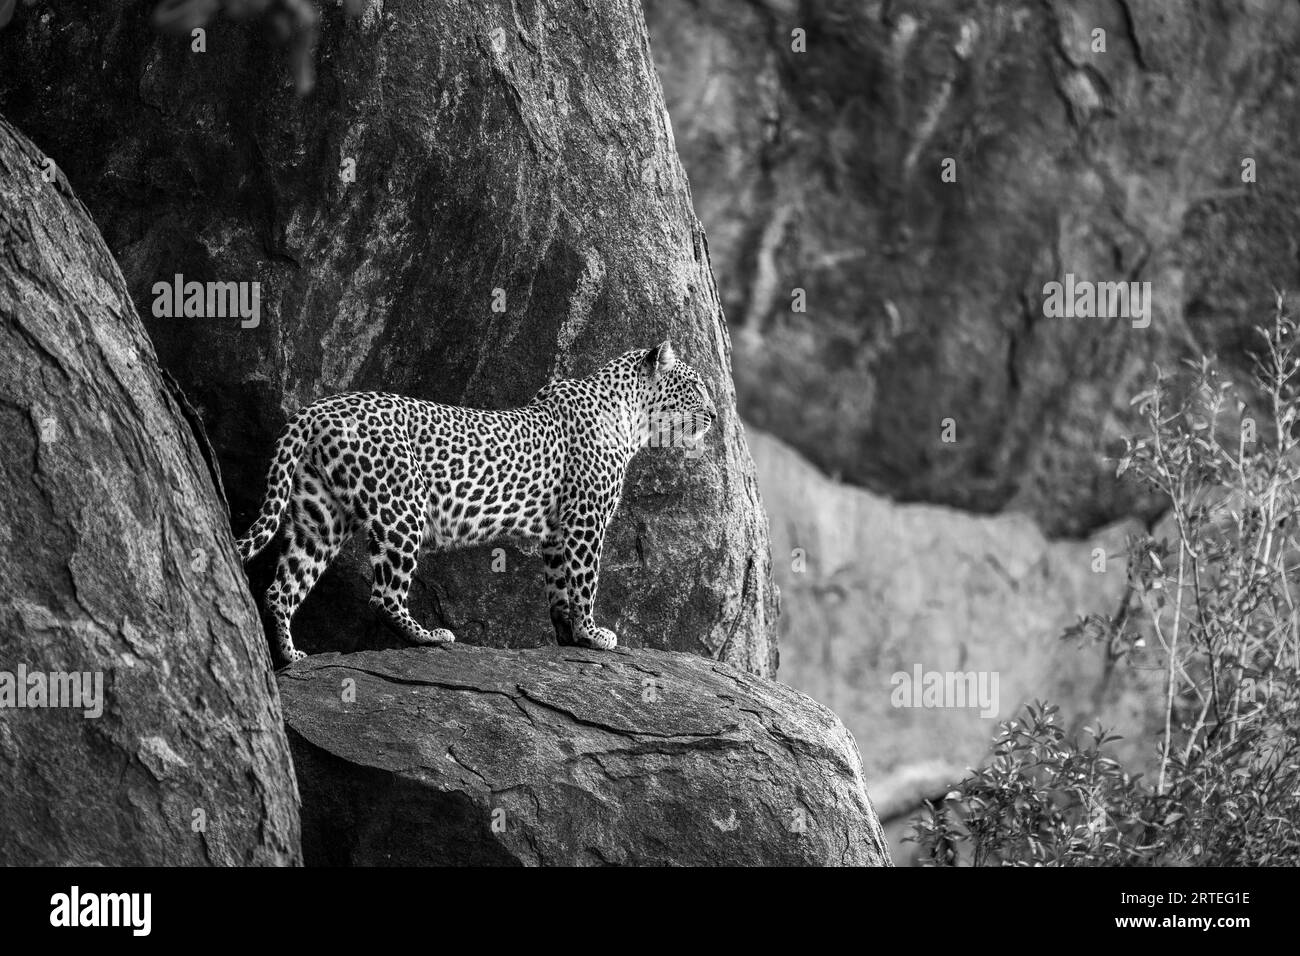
[912,297,1300,866]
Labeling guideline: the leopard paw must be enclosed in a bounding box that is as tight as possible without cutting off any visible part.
[575,627,618,650]
[412,627,457,645]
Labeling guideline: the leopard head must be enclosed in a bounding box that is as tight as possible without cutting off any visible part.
[636,340,716,452]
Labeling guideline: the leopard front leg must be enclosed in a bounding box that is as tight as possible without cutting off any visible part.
[559,513,617,650]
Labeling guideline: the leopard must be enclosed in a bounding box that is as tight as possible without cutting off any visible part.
[235,341,715,664]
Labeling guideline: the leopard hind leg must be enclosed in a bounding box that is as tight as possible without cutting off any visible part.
[361,465,454,647]
[265,464,356,664]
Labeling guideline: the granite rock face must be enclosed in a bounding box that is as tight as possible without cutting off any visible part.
[645,0,1300,536]
[0,0,778,674]
[281,645,891,866]
[0,114,300,865]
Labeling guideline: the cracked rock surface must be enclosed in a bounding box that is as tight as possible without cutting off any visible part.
[280,645,891,866]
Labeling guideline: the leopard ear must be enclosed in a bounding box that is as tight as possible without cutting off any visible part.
[643,340,676,376]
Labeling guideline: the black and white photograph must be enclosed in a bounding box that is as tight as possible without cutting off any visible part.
[0,0,1288,926]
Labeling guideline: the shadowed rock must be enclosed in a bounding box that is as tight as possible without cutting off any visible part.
[645,0,1300,536]
[0,114,300,865]
[0,0,778,674]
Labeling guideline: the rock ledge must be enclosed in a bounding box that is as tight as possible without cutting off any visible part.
[281,645,891,866]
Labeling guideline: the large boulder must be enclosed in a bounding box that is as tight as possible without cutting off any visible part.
[0,115,299,865]
[0,0,778,674]
[644,0,1300,536]
[280,645,891,865]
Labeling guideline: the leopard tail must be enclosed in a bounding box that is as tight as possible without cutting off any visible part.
[234,412,311,563]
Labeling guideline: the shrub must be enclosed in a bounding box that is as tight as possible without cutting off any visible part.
[912,296,1300,866]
